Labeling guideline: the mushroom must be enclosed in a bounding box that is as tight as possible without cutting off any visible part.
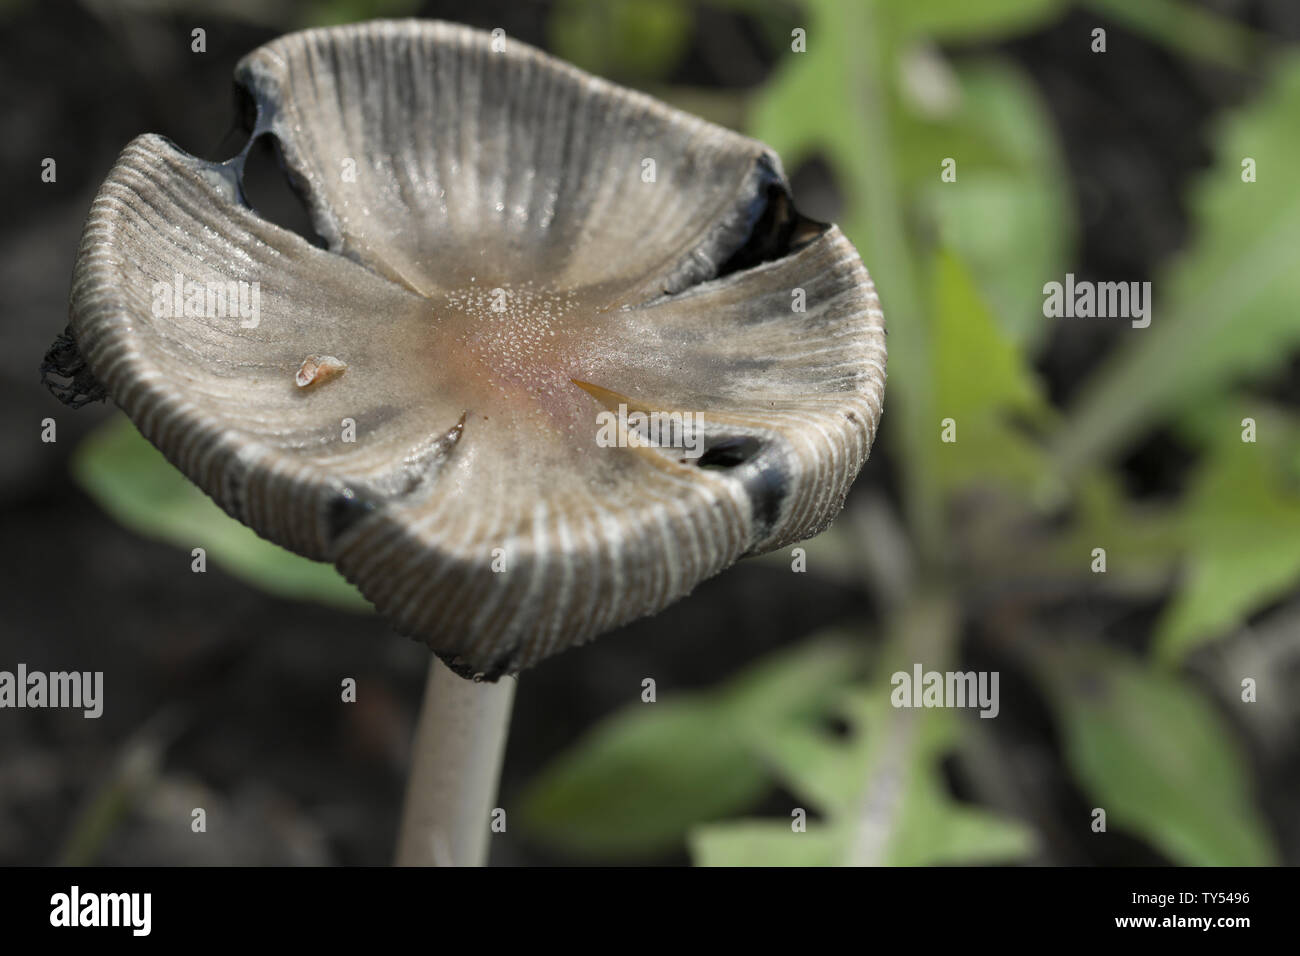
[47,20,886,865]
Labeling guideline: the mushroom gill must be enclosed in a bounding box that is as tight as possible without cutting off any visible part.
[64,20,887,678]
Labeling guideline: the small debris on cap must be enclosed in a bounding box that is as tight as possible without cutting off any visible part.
[296,355,347,389]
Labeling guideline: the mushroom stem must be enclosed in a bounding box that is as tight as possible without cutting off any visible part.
[395,657,516,866]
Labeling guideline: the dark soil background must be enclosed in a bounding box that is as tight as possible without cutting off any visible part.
[1,0,1297,866]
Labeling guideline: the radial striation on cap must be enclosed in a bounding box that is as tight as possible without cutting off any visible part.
[67,20,887,678]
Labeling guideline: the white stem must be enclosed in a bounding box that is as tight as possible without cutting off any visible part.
[395,657,516,866]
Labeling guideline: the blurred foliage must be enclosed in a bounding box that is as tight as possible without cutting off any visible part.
[930,249,1056,495]
[1058,55,1300,470]
[690,690,1036,866]
[72,0,1298,865]
[517,0,1294,866]
[1155,404,1300,663]
[914,62,1073,348]
[75,415,371,613]
[549,0,693,82]
[1035,642,1277,865]
[518,636,863,858]
[691,605,1038,866]
[884,0,1064,45]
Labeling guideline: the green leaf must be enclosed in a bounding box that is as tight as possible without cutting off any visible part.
[516,635,864,860]
[696,600,1034,867]
[1154,405,1300,663]
[881,0,1064,43]
[1037,643,1277,865]
[732,691,1034,866]
[518,699,770,860]
[932,249,1056,496]
[72,414,371,612]
[1058,55,1300,471]
[716,632,868,722]
[915,62,1073,346]
[548,0,692,82]
[689,602,1034,867]
[692,693,1034,866]
[690,820,850,866]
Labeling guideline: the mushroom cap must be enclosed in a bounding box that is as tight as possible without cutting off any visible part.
[68,20,886,678]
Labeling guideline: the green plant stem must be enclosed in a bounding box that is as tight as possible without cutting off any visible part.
[848,587,958,865]
[850,0,943,567]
